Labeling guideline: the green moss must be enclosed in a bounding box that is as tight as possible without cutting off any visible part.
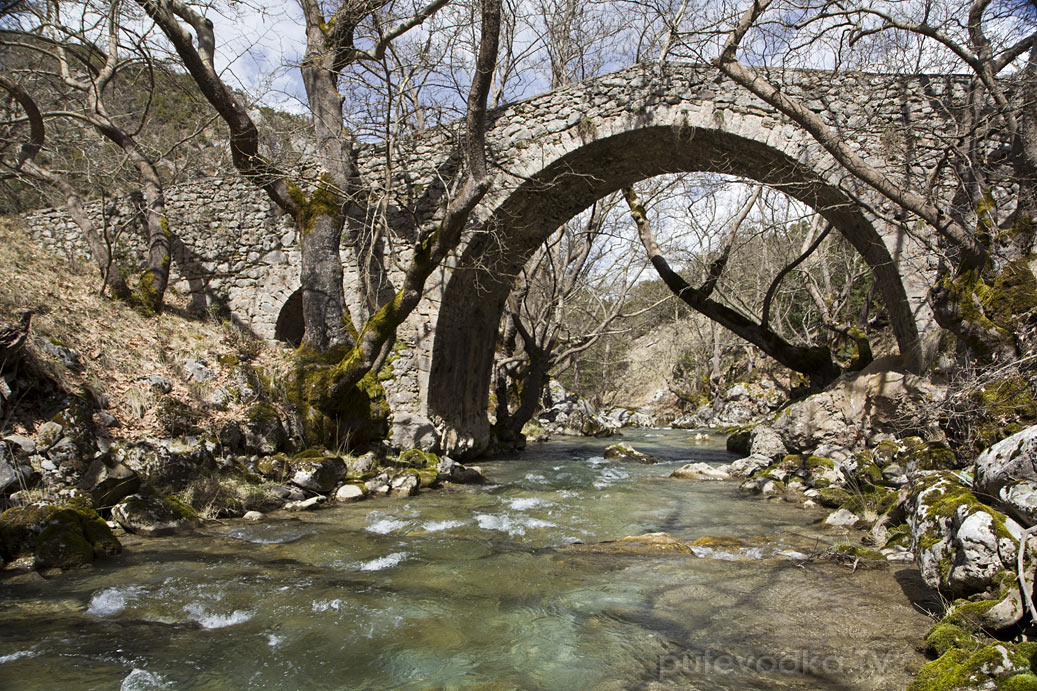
[925,623,981,656]
[284,345,390,449]
[0,503,121,568]
[898,437,959,471]
[817,487,852,509]
[396,449,439,468]
[294,448,323,460]
[165,495,200,522]
[909,642,1037,691]
[883,522,911,549]
[970,376,1037,452]
[872,441,900,467]
[287,174,342,235]
[1001,673,1037,690]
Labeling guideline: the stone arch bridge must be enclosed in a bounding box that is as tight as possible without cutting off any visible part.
[24,62,972,457]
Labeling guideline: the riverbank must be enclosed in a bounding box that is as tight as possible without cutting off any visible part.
[0,430,936,689]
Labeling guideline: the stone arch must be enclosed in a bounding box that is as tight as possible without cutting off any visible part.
[427,124,922,457]
[274,289,305,347]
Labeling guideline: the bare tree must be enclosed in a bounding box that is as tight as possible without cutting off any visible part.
[1,0,178,313]
[700,0,1037,363]
[138,0,502,444]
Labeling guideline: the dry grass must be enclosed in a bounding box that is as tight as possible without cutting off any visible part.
[0,217,294,441]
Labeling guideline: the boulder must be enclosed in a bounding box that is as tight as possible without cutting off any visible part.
[718,453,771,477]
[771,365,942,452]
[670,463,731,481]
[602,443,658,464]
[120,439,217,491]
[975,424,1037,524]
[390,413,440,453]
[112,493,200,536]
[0,502,121,569]
[908,472,1029,630]
[243,511,263,521]
[291,457,347,494]
[389,473,419,497]
[77,459,141,508]
[749,425,787,461]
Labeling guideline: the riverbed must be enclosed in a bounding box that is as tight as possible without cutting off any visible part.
[0,430,936,689]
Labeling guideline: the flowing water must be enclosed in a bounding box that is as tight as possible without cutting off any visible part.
[0,431,937,690]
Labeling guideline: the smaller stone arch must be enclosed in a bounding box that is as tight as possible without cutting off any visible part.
[274,289,305,347]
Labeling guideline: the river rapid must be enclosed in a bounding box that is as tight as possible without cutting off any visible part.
[0,430,936,690]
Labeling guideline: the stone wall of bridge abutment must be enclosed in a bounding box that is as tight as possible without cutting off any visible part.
[20,62,977,456]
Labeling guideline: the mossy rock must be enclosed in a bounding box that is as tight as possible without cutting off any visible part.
[0,502,121,569]
[968,376,1037,453]
[112,492,200,536]
[840,486,898,517]
[924,622,981,656]
[898,437,959,471]
[883,522,911,549]
[908,641,1037,691]
[293,448,324,460]
[396,449,440,469]
[816,487,852,509]
[872,441,900,467]
[826,543,886,565]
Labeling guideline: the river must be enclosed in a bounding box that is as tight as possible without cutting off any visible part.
[0,430,935,689]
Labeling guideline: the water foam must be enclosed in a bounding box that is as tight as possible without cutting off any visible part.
[184,602,253,629]
[88,585,144,617]
[357,552,409,571]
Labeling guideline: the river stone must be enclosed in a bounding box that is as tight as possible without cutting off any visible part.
[285,495,326,512]
[670,463,730,480]
[348,452,378,476]
[335,484,365,502]
[603,443,657,464]
[112,494,199,536]
[365,473,391,496]
[824,509,860,528]
[268,484,304,502]
[749,425,787,460]
[437,456,487,484]
[563,532,694,556]
[390,473,419,497]
[291,457,347,494]
[77,459,140,508]
[243,511,263,521]
[719,453,771,477]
